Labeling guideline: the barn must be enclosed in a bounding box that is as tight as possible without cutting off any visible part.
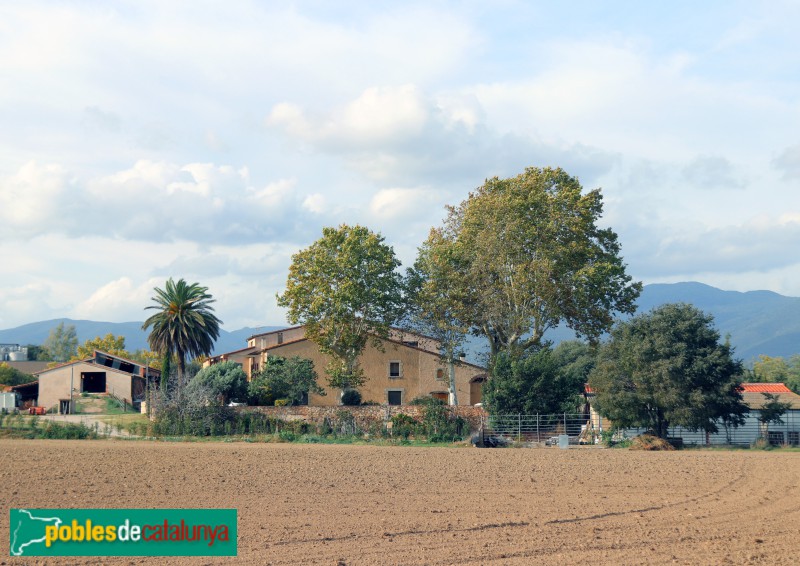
[588,382,800,446]
[35,351,158,413]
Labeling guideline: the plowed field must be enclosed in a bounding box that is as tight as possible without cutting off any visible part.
[2,440,799,564]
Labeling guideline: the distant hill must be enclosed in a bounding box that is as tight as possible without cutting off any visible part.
[634,282,800,362]
[463,282,800,364]
[0,319,281,357]
[1,282,798,363]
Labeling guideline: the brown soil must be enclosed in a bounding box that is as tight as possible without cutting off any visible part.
[1,440,798,565]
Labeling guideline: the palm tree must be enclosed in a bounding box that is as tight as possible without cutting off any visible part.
[142,278,222,392]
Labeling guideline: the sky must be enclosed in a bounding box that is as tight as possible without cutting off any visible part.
[1,1,799,332]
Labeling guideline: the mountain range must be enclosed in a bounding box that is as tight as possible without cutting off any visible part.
[1,282,798,363]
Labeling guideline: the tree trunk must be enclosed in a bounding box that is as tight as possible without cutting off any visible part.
[448,358,458,406]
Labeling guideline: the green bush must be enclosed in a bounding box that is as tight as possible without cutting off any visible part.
[40,421,98,440]
[332,410,358,435]
[278,430,297,442]
[410,397,467,442]
[390,413,419,439]
[341,390,362,406]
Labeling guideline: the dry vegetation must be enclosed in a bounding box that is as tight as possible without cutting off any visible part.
[1,439,799,565]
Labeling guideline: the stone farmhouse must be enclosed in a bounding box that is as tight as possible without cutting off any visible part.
[205,326,487,406]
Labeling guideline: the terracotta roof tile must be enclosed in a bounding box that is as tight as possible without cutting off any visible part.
[739,383,793,393]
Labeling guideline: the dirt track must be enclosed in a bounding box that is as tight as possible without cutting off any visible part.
[1,439,799,564]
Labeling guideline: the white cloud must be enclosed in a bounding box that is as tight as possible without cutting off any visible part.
[0,161,73,237]
[3,1,800,331]
[268,85,429,149]
[773,144,800,180]
[369,187,442,220]
[71,277,151,322]
[302,193,327,215]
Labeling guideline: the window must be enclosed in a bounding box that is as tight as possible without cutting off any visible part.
[767,431,785,446]
[436,368,445,380]
[277,332,283,345]
[387,390,402,406]
[788,431,799,446]
[388,361,401,378]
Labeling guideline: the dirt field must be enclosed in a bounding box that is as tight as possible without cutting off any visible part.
[2,440,799,565]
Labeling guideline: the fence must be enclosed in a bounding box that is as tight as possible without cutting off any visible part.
[616,412,800,446]
[481,411,800,447]
[481,413,599,444]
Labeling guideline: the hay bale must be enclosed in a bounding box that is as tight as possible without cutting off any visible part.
[629,434,675,451]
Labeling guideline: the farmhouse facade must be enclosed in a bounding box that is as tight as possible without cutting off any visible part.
[206,326,487,406]
[35,350,158,413]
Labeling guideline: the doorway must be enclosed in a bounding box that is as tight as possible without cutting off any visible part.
[82,372,106,393]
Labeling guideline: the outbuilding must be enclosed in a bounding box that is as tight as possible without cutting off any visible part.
[35,351,158,413]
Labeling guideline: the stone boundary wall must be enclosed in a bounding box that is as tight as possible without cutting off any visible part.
[238,405,488,433]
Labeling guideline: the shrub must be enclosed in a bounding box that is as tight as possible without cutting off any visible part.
[40,421,98,440]
[332,410,358,435]
[390,413,419,439]
[341,390,362,406]
[411,397,467,442]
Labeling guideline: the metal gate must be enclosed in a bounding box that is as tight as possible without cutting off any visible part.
[480,413,601,444]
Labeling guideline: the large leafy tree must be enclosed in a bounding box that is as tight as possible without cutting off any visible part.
[24,344,52,361]
[749,354,800,393]
[588,303,748,439]
[186,360,247,405]
[424,167,641,361]
[142,278,222,391]
[43,322,78,362]
[0,363,35,386]
[483,348,586,415]
[276,224,404,393]
[72,333,131,361]
[404,238,472,405]
[248,355,324,406]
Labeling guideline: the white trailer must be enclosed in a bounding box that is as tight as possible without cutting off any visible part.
[0,392,18,410]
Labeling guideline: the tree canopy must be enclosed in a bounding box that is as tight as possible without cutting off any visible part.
[43,322,78,362]
[482,347,587,416]
[756,392,792,426]
[749,354,800,393]
[276,224,404,392]
[186,360,247,405]
[0,363,35,386]
[142,278,222,390]
[404,244,471,405]
[248,355,324,406]
[72,333,131,361]
[422,167,641,361]
[588,303,748,438]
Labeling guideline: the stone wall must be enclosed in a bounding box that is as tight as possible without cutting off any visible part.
[239,405,488,433]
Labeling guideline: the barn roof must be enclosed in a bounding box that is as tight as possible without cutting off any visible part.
[739,383,793,393]
[741,389,800,411]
